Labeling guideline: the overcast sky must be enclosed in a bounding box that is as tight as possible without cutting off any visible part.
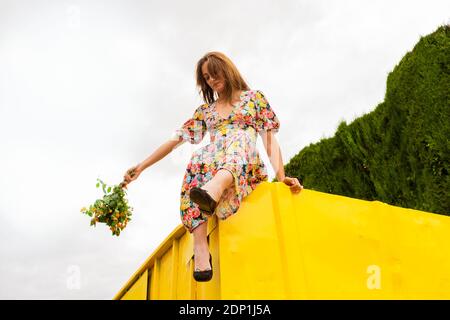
[0,0,448,299]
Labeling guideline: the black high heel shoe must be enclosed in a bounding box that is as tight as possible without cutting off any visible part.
[189,187,217,215]
[193,253,213,282]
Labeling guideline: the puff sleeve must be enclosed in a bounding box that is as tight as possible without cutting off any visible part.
[255,90,280,133]
[173,104,208,144]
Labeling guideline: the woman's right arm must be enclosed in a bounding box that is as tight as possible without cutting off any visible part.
[138,137,183,171]
[122,136,183,187]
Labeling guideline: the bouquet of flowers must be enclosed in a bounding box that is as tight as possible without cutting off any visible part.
[80,178,133,236]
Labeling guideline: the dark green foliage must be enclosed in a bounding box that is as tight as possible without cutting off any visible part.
[280,25,450,215]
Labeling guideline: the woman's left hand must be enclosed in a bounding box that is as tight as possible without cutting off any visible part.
[282,176,303,194]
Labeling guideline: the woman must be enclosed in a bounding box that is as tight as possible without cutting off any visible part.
[122,52,303,282]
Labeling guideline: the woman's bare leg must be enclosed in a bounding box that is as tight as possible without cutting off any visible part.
[201,169,234,202]
[192,221,211,271]
[192,170,233,271]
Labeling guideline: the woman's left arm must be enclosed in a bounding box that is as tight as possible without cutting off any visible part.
[260,130,303,193]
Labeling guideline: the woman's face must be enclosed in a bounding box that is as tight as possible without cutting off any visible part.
[202,61,224,94]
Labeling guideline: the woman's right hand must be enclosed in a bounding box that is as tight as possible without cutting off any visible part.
[121,164,143,189]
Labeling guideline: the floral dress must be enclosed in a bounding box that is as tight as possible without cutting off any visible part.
[174,89,280,233]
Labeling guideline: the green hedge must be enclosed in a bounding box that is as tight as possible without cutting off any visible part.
[280,25,450,215]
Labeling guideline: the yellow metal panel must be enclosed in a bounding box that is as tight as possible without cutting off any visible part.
[271,182,308,299]
[170,239,179,299]
[290,187,450,299]
[158,249,173,299]
[219,183,287,299]
[173,231,194,300]
[114,182,450,300]
[149,258,160,299]
[121,270,148,300]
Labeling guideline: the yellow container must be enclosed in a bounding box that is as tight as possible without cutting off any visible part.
[114,182,450,300]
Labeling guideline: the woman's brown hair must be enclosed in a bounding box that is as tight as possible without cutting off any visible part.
[196,52,250,105]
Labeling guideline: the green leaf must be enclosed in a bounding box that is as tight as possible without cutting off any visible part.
[96,182,100,188]
[107,186,111,193]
